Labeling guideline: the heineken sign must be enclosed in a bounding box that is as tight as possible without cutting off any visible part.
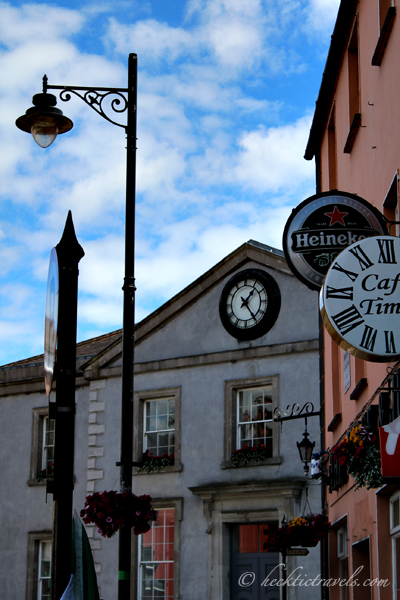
[283,191,387,290]
[320,236,400,362]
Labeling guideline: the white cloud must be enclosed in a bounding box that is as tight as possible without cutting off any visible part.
[233,115,315,192]
[0,0,335,364]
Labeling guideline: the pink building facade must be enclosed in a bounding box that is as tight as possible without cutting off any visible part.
[305,1,400,598]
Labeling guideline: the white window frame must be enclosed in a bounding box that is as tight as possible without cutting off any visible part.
[29,407,54,486]
[223,375,280,468]
[41,415,55,472]
[37,540,52,600]
[133,387,181,473]
[390,491,400,536]
[132,498,182,600]
[143,398,175,457]
[26,531,52,600]
[138,508,175,600]
[236,385,274,452]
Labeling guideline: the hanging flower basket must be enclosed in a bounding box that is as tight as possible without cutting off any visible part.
[80,491,157,538]
[330,424,383,490]
[265,514,330,552]
[136,450,174,474]
[231,444,271,467]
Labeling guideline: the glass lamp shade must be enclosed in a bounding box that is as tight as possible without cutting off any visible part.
[31,117,59,148]
[297,435,315,464]
[16,92,73,147]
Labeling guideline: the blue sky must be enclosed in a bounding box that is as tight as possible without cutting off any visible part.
[0,0,340,365]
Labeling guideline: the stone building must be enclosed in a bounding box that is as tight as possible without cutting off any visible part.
[0,240,321,600]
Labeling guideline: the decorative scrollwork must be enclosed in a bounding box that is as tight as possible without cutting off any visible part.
[273,401,317,421]
[58,88,129,129]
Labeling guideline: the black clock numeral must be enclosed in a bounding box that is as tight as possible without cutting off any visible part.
[326,286,354,300]
[378,238,397,264]
[348,244,374,271]
[360,325,378,351]
[385,331,397,354]
[331,262,359,282]
[332,304,364,335]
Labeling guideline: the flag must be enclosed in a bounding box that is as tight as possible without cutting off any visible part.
[61,511,100,600]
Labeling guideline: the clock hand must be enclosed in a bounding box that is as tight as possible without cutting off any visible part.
[240,289,255,308]
[245,305,257,320]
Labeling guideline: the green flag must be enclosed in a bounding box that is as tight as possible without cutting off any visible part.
[61,511,100,600]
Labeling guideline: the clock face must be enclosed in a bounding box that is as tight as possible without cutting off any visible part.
[320,235,400,362]
[219,269,281,340]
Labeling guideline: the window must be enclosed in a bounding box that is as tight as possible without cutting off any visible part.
[328,106,337,190]
[343,350,351,394]
[232,523,278,553]
[133,387,181,472]
[337,525,349,600]
[344,19,361,153]
[29,407,55,485]
[133,499,182,600]
[372,0,396,65]
[139,508,174,600]
[38,541,52,600]
[41,416,55,472]
[237,386,273,454]
[144,399,175,457]
[223,375,280,467]
[26,532,52,600]
[391,493,400,535]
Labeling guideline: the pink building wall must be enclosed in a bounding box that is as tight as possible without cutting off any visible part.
[307,0,400,597]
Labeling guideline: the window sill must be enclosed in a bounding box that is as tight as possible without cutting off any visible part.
[350,377,368,400]
[133,463,183,475]
[221,457,282,469]
[344,113,361,153]
[372,6,396,66]
[27,478,46,486]
[327,413,342,432]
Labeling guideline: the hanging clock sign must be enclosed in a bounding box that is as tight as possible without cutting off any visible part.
[44,247,59,397]
[283,191,387,291]
[320,236,400,362]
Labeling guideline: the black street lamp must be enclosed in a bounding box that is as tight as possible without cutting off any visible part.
[297,419,315,476]
[16,54,138,600]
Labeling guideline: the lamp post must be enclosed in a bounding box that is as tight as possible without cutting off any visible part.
[16,54,138,600]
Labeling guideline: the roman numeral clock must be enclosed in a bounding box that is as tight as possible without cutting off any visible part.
[219,269,281,341]
[320,236,400,361]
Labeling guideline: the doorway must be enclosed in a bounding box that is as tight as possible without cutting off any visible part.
[230,524,280,600]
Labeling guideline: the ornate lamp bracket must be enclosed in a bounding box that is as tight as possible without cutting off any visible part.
[42,74,131,130]
[274,401,320,425]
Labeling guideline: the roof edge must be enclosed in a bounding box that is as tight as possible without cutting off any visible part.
[304,0,359,161]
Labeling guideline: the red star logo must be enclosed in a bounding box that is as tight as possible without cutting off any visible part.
[325,205,348,226]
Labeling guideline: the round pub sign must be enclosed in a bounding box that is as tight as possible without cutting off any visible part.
[283,191,387,290]
[320,236,400,362]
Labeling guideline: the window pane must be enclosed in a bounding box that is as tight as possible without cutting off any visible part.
[38,541,52,600]
[239,525,258,553]
[146,416,157,433]
[144,399,176,456]
[139,509,175,600]
[157,399,168,415]
[237,386,274,452]
[157,415,168,431]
